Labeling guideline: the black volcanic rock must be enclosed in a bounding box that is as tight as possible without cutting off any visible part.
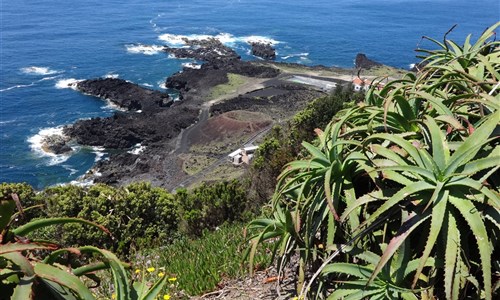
[249,42,276,60]
[41,135,72,154]
[355,53,382,69]
[164,38,240,64]
[76,78,173,112]
[65,105,199,149]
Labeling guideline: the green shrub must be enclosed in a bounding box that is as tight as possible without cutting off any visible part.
[175,180,247,236]
[39,182,178,255]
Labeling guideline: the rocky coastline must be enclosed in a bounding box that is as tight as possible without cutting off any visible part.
[49,38,393,189]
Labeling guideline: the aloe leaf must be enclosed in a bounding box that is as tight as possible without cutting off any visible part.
[78,246,130,300]
[11,275,34,300]
[365,133,432,170]
[403,257,435,279]
[448,177,500,209]
[0,242,58,255]
[34,263,94,299]
[417,186,448,278]
[41,279,79,300]
[374,165,435,183]
[341,189,386,222]
[302,141,329,163]
[413,91,454,116]
[423,116,449,171]
[449,196,492,300]
[471,21,500,51]
[361,181,434,232]
[343,288,384,300]
[444,213,460,300]
[369,212,431,285]
[461,155,500,177]
[1,252,34,276]
[327,283,380,300]
[322,262,373,279]
[139,274,168,300]
[13,217,110,237]
[445,111,499,176]
[72,262,111,276]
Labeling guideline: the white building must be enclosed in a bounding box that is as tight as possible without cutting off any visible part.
[227,145,259,166]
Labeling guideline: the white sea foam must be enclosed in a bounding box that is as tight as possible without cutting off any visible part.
[158,80,167,89]
[1,75,62,93]
[281,53,309,60]
[141,83,154,88]
[101,99,127,112]
[158,32,280,46]
[104,73,119,79]
[241,35,280,45]
[21,66,62,76]
[40,75,61,81]
[62,165,78,176]
[55,78,83,90]
[91,146,106,162]
[128,143,146,155]
[182,62,201,69]
[126,44,165,55]
[28,126,72,165]
[409,63,416,69]
[0,83,36,92]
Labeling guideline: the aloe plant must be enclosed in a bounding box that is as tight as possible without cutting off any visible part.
[247,22,500,299]
[0,193,168,300]
[323,241,435,300]
[346,112,499,299]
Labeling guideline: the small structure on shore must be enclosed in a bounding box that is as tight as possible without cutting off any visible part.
[228,145,259,166]
[352,77,385,92]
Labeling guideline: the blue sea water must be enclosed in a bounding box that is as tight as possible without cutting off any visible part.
[1,0,498,189]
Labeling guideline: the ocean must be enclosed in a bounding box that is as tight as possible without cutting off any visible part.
[1,0,498,189]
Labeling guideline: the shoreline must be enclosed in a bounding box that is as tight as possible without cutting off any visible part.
[32,40,409,191]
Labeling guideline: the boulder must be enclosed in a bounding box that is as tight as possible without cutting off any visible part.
[41,135,72,155]
[249,42,276,60]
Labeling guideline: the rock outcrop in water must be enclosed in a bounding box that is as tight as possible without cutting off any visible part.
[76,78,173,111]
[249,42,276,60]
[41,135,72,155]
[355,53,382,69]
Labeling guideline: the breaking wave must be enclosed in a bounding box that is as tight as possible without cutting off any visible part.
[158,32,280,46]
[125,44,165,55]
[55,78,83,90]
[27,126,72,165]
[21,66,62,76]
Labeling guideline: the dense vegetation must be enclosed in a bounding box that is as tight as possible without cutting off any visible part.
[247,22,500,299]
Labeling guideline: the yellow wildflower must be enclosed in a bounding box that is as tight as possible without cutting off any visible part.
[168,277,177,283]
[111,293,116,299]
[158,272,165,277]
[163,295,171,300]
[135,269,141,274]
[147,267,155,273]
